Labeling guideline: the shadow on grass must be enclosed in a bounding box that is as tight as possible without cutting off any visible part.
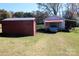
[37,29,57,34]
[0,32,31,38]
[0,29,70,38]
[37,29,70,34]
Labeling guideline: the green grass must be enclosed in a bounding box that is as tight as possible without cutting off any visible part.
[0,24,79,55]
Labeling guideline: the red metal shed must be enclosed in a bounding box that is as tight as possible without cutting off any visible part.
[1,18,36,36]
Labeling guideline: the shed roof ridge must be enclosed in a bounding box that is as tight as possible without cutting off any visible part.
[2,18,35,21]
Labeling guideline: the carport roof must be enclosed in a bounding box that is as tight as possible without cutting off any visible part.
[44,16,64,20]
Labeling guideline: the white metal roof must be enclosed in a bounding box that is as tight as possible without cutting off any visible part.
[2,18,35,21]
[44,16,64,20]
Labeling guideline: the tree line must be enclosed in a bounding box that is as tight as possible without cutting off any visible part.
[0,3,79,24]
[0,9,48,24]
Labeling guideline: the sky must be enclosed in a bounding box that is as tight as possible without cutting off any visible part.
[0,3,38,12]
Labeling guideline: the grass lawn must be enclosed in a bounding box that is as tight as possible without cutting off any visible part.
[0,24,79,55]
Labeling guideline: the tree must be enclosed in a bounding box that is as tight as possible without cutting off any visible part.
[9,11,14,17]
[13,12,24,17]
[63,3,78,19]
[33,11,48,24]
[0,9,12,21]
[37,3,62,16]
[23,12,34,17]
[63,10,73,19]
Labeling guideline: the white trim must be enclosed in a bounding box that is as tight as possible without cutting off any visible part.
[2,18,35,21]
[44,20,63,22]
